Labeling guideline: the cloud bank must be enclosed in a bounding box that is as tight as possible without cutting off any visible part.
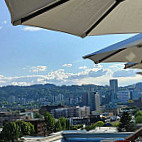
[0,63,141,87]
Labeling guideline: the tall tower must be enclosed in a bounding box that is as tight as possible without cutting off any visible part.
[110,79,118,93]
[88,91,100,112]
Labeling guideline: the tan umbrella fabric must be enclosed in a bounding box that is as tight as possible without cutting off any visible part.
[83,34,142,64]
[5,0,142,37]
[124,63,142,69]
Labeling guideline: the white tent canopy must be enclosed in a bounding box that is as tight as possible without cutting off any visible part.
[83,34,142,64]
[4,0,142,37]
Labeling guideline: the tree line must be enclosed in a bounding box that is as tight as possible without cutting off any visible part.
[0,121,34,142]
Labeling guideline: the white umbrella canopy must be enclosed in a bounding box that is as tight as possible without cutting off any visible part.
[83,34,142,64]
[4,0,142,37]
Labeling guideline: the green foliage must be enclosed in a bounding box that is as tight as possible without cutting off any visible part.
[118,112,135,132]
[85,124,95,131]
[59,117,66,130]
[70,124,83,130]
[34,112,42,118]
[111,121,120,127]
[135,116,142,124]
[16,121,35,137]
[85,121,104,131]
[54,120,62,132]
[128,100,134,103]
[135,110,142,124]
[26,122,35,135]
[70,126,78,130]
[135,111,142,117]
[66,119,71,130]
[1,121,19,142]
[94,121,104,127]
[44,111,55,135]
[1,121,35,141]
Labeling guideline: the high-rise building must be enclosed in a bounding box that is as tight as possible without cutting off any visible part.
[59,94,64,102]
[110,79,118,93]
[82,93,89,106]
[117,90,130,103]
[95,92,100,112]
[88,91,100,112]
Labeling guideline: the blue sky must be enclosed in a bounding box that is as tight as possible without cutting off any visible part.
[0,0,141,87]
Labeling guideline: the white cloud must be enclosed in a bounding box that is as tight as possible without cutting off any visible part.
[108,63,125,71]
[79,66,87,70]
[0,67,109,86]
[30,66,47,72]
[62,64,72,67]
[0,64,141,87]
[0,27,2,30]
[22,26,42,31]
[3,20,7,24]
[11,82,31,86]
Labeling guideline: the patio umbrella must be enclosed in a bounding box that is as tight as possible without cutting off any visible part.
[4,0,142,37]
[83,34,142,64]
[124,62,142,69]
[136,72,142,75]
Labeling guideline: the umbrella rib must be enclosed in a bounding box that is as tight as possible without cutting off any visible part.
[20,0,70,24]
[124,63,138,69]
[85,0,125,37]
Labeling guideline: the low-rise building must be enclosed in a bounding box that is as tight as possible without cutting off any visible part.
[70,117,90,126]
[39,104,66,115]
[51,106,90,119]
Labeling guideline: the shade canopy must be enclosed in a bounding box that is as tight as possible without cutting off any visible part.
[136,72,142,75]
[83,34,142,64]
[4,0,142,37]
[124,62,142,69]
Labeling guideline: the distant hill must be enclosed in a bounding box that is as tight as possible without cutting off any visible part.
[0,82,141,103]
[0,83,108,102]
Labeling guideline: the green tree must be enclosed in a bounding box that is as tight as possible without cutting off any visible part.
[135,115,142,124]
[54,120,62,132]
[26,122,35,135]
[111,121,120,127]
[66,119,71,130]
[118,112,135,132]
[1,121,19,142]
[94,121,104,127]
[16,121,35,137]
[85,124,95,131]
[44,111,55,135]
[133,107,140,115]
[135,110,142,117]
[59,117,66,130]
[34,112,42,118]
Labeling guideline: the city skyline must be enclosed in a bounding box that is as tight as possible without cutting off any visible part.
[0,0,142,87]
